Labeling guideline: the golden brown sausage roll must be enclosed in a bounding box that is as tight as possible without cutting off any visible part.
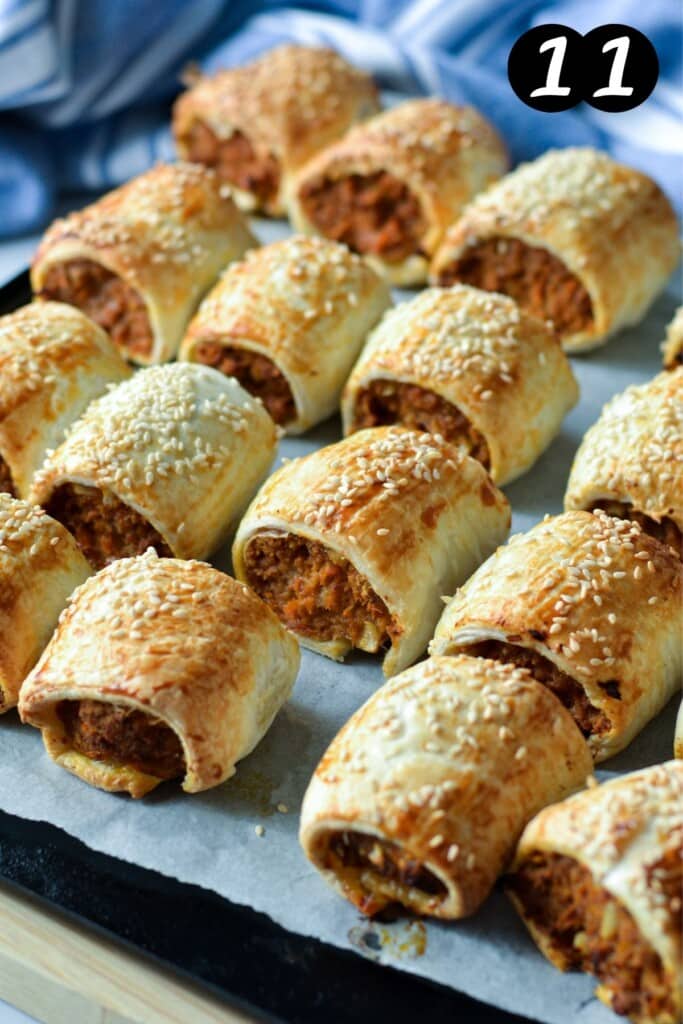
[289,99,508,286]
[172,45,379,217]
[300,653,591,919]
[506,761,682,1024]
[180,235,391,432]
[31,163,256,365]
[430,148,680,352]
[431,510,682,762]
[0,494,91,712]
[30,363,277,570]
[19,549,300,797]
[662,306,683,369]
[342,284,578,485]
[233,426,510,677]
[565,369,683,557]
[0,302,131,499]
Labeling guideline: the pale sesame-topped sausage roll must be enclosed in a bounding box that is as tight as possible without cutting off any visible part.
[300,654,591,919]
[30,363,276,570]
[431,510,682,762]
[173,45,379,217]
[180,236,391,432]
[233,427,510,677]
[565,369,683,557]
[342,285,578,485]
[0,302,131,499]
[289,100,508,286]
[0,495,90,712]
[507,762,683,1024]
[431,149,680,352]
[31,163,256,365]
[662,306,683,369]
[20,550,299,797]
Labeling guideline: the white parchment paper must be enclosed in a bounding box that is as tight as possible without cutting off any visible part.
[0,213,679,1024]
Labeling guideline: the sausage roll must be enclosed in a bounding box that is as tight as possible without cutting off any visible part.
[507,761,682,1024]
[0,302,131,499]
[431,148,680,352]
[565,369,683,557]
[233,426,510,677]
[289,99,508,286]
[31,162,256,365]
[300,653,592,919]
[675,702,683,760]
[180,236,391,432]
[662,305,683,369]
[430,510,682,763]
[342,285,578,485]
[0,494,90,712]
[19,549,300,797]
[30,363,277,570]
[173,45,379,217]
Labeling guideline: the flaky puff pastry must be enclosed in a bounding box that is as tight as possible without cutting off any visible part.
[565,369,682,548]
[342,285,578,485]
[31,163,256,365]
[30,363,277,567]
[173,45,379,217]
[507,762,682,1024]
[431,511,682,762]
[663,305,683,369]
[180,236,391,433]
[289,99,508,286]
[0,302,131,499]
[0,495,90,712]
[233,427,510,677]
[430,148,679,352]
[19,550,299,797]
[300,654,591,920]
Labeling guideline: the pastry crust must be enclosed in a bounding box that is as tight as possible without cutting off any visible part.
[19,549,299,796]
[564,368,683,544]
[300,653,592,919]
[30,363,277,566]
[430,510,682,762]
[662,306,683,369]
[289,99,508,286]
[675,702,683,759]
[31,163,256,364]
[507,761,683,1024]
[342,285,578,485]
[173,44,379,217]
[233,426,510,676]
[180,235,391,433]
[0,494,91,711]
[430,148,680,352]
[0,302,131,498]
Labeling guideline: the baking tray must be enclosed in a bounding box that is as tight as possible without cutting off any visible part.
[0,268,536,1024]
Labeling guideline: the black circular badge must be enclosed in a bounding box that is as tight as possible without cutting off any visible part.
[582,24,659,112]
[508,24,584,112]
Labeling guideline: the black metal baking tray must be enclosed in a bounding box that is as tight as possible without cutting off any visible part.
[0,269,536,1024]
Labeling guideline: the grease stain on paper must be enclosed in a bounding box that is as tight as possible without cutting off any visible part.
[348,919,427,962]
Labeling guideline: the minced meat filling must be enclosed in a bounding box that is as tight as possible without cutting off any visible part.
[593,501,682,558]
[185,121,279,205]
[0,456,15,497]
[351,380,491,468]
[46,482,172,570]
[462,640,610,738]
[438,238,593,339]
[58,700,185,780]
[298,170,426,264]
[193,341,295,425]
[508,852,676,1022]
[40,259,152,359]
[244,530,398,652]
[324,831,447,917]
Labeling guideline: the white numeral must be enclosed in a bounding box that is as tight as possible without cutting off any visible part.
[530,35,572,97]
[593,36,634,97]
